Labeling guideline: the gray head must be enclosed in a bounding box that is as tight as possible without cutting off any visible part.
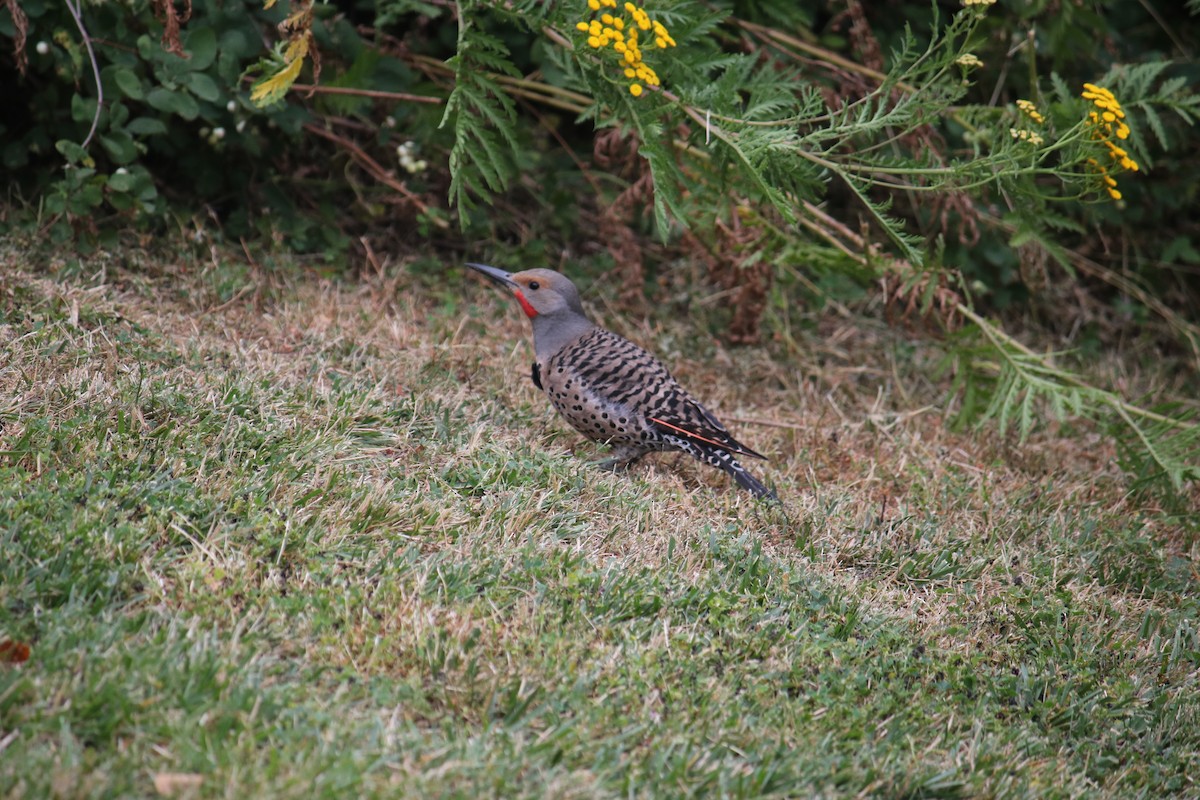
[466,263,596,361]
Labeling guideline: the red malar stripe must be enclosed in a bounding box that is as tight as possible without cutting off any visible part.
[513,290,539,318]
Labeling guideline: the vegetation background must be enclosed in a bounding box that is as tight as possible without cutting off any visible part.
[2,0,1200,797]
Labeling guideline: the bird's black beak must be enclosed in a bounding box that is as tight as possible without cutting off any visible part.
[466,262,518,289]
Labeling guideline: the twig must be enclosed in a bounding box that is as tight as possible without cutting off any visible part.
[791,196,1199,448]
[289,83,443,105]
[201,283,255,317]
[239,237,260,270]
[63,0,103,149]
[406,54,592,113]
[726,415,809,431]
[302,122,449,228]
[735,19,901,91]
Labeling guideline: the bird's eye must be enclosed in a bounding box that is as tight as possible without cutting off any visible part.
[528,281,540,290]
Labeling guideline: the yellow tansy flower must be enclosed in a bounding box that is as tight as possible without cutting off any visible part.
[1081,82,1139,201]
[577,0,674,98]
[1016,99,1045,125]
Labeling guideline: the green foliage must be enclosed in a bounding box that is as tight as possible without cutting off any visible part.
[1114,406,1200,503]
[436,0,1199,499]
[443,18,522,219]
[436,0,1197,280]
[1,0,389,254]
[945,306,1200,499]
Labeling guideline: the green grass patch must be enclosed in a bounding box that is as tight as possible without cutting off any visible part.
[1,254,1197,798]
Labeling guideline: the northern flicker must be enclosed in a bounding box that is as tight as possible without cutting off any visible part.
[467,263,778,501]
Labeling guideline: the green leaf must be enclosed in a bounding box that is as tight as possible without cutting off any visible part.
[1162,236,1200,265]
[136,35,158,62]
[1140,104,1169,151]
[126,117,169,136]
[108,191,136,212]
[146,87,200,120]
[184,72,221,103]
[108,102,130,129]
[100,131,139,165]
[70,182,104,213]
[107,171,137,192]
[219,29,254,60]
[1049,71,1072,105]
[184,28,217,71]
[55,139,94,167]
[112,68,145,101]
[320,48,382,116]
[136,178,159,202]
[443,26,521,219]
[71,93,98,124]
[378,0,444,26]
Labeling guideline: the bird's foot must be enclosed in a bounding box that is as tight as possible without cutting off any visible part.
[591,448,649,472]
[592,456,632,473]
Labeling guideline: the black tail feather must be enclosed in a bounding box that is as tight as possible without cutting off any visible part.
[659,434,781,501]
[690,441,780,502]
[728,459,780,502]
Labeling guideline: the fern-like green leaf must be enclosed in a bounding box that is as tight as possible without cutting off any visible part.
[1140,103,1170,151]
[441,13,522,221]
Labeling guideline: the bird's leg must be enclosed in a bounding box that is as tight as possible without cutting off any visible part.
[593,444,650,472]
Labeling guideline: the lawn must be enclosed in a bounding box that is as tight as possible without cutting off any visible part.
[1,244,1197,798]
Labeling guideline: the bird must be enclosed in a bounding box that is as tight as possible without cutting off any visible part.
[466,262,778,501]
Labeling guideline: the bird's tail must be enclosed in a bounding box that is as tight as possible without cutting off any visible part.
[707,447,780,502]
[730,461,780,502]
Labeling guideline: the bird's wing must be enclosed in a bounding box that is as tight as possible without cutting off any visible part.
[648,392,767,460]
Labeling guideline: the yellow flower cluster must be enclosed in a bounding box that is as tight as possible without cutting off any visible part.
[955,53,984,68]
[961,0,996,6]
[1083,83,1131,140]
[1009,100,1045,148]
[1016,99,1045,124]
[1010,128,1044,146]
[576,0,676,97]
[1081,82,1139,200]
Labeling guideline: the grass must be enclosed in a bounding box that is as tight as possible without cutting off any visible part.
[1,242,1198,799]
